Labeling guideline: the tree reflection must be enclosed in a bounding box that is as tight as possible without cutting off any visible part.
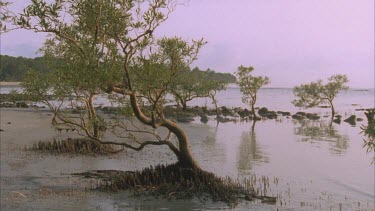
[293,119,349,155]
[238,121,269,171]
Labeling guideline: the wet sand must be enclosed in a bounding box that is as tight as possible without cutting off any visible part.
[1,108,374,210]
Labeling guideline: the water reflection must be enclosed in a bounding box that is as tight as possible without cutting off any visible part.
[293,119,349,155]
[237,121,269,171]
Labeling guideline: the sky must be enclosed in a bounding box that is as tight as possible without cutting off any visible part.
[1,0,374,88]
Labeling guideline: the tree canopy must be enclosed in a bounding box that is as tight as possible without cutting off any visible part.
[292,74,349,117]
[13,0,210,169]
[236,65,270,119]
[170,67,227,110]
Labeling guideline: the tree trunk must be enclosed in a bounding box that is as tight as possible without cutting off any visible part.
[329,100,335,118]
[251,103,258,120]
[162,119,199,169]
[181,99,187,111]
[87,95,101,139]
[129,93,199,170]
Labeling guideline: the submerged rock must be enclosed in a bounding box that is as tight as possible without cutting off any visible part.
[343,115,356,126]
[292,114,305,120]
[333,118,341,124]
[356,118,363,122]
[200,115,209,123]
[296,111,306,116]
[258,107,268,116]
[306,113,320,120]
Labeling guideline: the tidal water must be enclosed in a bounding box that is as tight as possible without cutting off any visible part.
[1,85,374,210]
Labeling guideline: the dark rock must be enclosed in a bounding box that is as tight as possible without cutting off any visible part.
[238,109,251,118]
[7,122,11,124]
[221,106,233,116]
[333,118,341,124]
[0,129,3,132]
[177,117,194,123]
[16,102,28,108]
[263,111,278,119]
[306,113,320,120]
[356,118,363,122]
[292,114,305,120]
[281,111,291,116]
[177,112,196,123]
[296,111,306,116]
[343,115,356,125]
[335,115,342,119]
[258,107,268,115]
[200,115,208,123]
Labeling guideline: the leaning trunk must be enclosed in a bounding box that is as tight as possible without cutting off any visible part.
[130,93,199,170]
[163,119,199,169]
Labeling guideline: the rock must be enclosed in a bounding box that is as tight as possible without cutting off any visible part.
[296,111,306,116]
[200,115,208,123]
[333,118,341,124]
[0,129,3,132]
[238,109,251,118]
[16,102,28,108]
[258,107,268,116]
[306,113,320,120]
[292,114,305,120]
[343,115,356,125]
[177,111,196,123]
[356,118,363,122]
[335,115,342,118]
[7,122,11,124]
[281,111,291,116]
[263,111,278,119]
[221,106,233,116]
[177,117,194,123]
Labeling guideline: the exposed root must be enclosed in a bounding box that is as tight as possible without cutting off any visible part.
[27,138,119,155]
[73,163,275,205]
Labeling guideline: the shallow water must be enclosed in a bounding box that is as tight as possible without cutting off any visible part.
[1,83,374,210]
[2,85,374,113]
[1,108,374,210]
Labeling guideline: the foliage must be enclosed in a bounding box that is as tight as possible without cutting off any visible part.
[292,74,349,117]
[0,0,15,32]
[0,55,50,81]
[13,0,205,169]
[361,110,375,162]
[170,66,227,110]
[198,67,236,83]
[236,65,270,118]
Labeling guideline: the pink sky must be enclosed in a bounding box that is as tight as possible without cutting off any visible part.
[1,0,374,88]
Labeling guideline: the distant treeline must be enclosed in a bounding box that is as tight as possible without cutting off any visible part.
[0,55,236,83]
[0,55,50,81]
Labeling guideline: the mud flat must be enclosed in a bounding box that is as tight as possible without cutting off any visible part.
[1,108,374,210]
